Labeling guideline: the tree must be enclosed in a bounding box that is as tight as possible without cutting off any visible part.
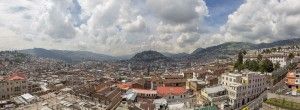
[249,60,260,71]
[260,59,274,73]
[271,48,277,52]
[257,54,263,61]
[244,59,251,69]
[263,49,271,54]
[244,60,260,72]
[274,62,280,70]
[277,47,282,50]
[287,53,295,61]
[234,51,244,72]
[241,50,247,55]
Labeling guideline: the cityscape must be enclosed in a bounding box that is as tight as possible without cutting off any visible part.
[1,0,300,110]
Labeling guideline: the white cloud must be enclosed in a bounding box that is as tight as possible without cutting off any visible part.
[1,0,300,55]
[220,0,300,43]
[123,15,146,32]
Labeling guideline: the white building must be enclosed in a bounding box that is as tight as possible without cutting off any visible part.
[201,85,227,103]
[220,71,267,109]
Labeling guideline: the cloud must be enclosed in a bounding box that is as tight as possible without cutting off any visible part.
[122,15,146,32]
[1,0,299,55]
[220,0,300,43]
[147,0,207,24]
[37,0,78,39]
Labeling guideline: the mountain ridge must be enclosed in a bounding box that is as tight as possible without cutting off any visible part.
[18,48,117,63]
[15,38,300,62]
[130,50,172,62]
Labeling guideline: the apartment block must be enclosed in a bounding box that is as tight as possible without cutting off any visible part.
[220,71,267,109]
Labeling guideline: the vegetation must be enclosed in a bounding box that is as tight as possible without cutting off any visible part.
[260,59,274,73]
[234,52,276,73]
[287,53,295,61]
[257,54,263,61]
[244,60,260,71]
[265,98,300,110]
[274,62,280,70]
[234,51,245,72]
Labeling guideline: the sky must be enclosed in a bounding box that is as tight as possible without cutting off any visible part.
[0,0,300,56]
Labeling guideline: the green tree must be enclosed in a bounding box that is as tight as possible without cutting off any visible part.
[241,50,247,55]
[287,53,295,61]
[271,48,277,52]
[257,54,263,61]
[234,51,244,72]
[244,59,251,69]
[277,47,282,50]
[248,60,260,71]
[260,59,274,73]
[274,62,280,70]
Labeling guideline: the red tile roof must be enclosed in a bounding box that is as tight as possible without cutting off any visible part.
[6,70,26,80]
[117,82,132,90]
[157,87,187,96]
[7,71,26,80]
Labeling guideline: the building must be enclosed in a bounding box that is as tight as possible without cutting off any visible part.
[285,71,300,88]
[0,72,29,100]
[131,88,157,99]
[73,85,123,110]
[183,71,194,79]
[157,86,189,103]
[201,85,227,103]
[163,75,187,87]
[187,79,207,92]
[220,71,267,109]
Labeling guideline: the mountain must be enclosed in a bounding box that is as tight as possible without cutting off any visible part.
[191,38,300,61]
[130,50,172,62]
[191,48,204,55]
[191,42,256,60]
[19,48,117,63]
[256,38,300,48]
[162,52,189,60]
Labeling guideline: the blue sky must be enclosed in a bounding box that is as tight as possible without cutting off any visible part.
[204,0,244,27]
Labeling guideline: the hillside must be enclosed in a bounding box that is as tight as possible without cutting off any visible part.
[190,38,300,61]
[130,50,172,62]
[19,48,117,63]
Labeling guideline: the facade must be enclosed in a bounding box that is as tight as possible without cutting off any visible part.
[132,88,157,99]
[285,71,300,88]
[187,79,207,92]
[183,71,194,79]
[0,72,29,100]
[220,71,267,109]
[163,75,187,87]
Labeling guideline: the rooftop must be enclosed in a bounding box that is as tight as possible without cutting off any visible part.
[157,86,187,96]
[203,85,226,94]
[132,88,157,94]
